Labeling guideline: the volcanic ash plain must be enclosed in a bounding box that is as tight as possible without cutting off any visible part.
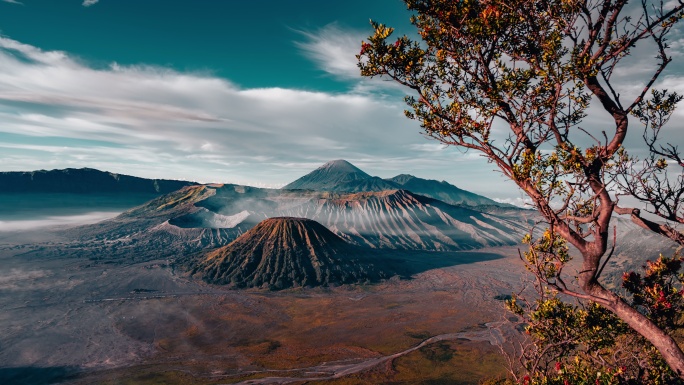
[0,225,530,385]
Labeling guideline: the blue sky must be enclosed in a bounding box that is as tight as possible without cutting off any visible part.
[0,0,414,90]
[0,0,682,206]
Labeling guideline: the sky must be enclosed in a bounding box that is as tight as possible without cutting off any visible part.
[0,0,682,206]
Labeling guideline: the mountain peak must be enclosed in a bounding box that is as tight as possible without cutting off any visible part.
[283,160,371,191]
[189,217,385,289]
[318,159,367,174]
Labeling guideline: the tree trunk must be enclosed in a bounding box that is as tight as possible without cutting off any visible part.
[593,285,684,377]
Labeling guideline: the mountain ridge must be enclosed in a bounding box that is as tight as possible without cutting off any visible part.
[2,162,513,209]
[0,168,197,194]
[385,173,505,207]
[67,185,528,263]
[283,159,512,208]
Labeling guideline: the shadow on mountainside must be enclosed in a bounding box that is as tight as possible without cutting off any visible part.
[177,217,509,290]
[177,245,507,291]
[374,249,505,279]
[0,366,80,385]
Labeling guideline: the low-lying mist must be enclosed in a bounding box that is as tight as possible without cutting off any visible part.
[0,211,121,232]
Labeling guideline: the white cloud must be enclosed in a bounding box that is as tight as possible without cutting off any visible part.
[0,34,509,195]
[295,23,409,96]
[493,197,534,208]
[295,23,363,80]
[82,0,99,6]
[1,0,23,5]
[409,143,448,152]
[3,29,672,206]
[665,0,681,11]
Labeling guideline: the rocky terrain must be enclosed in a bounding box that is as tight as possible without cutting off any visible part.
[59,184,529,265]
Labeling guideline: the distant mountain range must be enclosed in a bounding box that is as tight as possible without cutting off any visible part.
[0,161,672,295]
[1,162,504,209]
[1,162,529,253]
[15,161,667,291]
[0,161,513,220]
[2,162,528,253]
[284,159,510,208]
[0,168,196,194]
[67,183,528,266]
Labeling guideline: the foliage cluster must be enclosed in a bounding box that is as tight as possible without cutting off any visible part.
[358,0,684,381]
[505,253,684,384]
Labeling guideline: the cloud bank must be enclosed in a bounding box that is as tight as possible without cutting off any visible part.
[0,33,499,194]
[12,16,673,202]
[0,211,120,232]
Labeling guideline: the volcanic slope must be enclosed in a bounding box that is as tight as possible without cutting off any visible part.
[62,185,251,262]
[188,217,388,289]
[154,186,528,251]
[61,183,529,265]
[279,189,526,250]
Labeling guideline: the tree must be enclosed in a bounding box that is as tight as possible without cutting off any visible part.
[358,0,684,378]
[502,253,684,384]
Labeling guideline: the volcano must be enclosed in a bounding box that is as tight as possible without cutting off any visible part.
[189,217,387,289]
[283,159,375,191]
[282,160,514,208]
